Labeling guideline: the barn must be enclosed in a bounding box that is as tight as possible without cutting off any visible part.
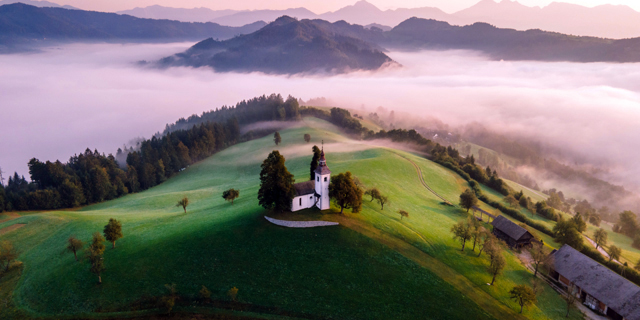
[491,215,534,248]
[550,244,640,320]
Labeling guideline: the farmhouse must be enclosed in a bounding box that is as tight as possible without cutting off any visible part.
[550,244,640,320]
[291,149,331,212]
[491,215,534,248]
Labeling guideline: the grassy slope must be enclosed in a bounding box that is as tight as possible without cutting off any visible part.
[0,118,578,319]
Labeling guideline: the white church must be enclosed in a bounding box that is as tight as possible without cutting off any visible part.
[291,149,331,212]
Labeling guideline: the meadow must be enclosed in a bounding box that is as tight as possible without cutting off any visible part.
[0,118,580,319]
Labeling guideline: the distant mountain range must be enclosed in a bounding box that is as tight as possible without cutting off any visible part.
[0,3,265,52]
[0,0,75,9]
[120,0,640,39]
[159,16,394,74]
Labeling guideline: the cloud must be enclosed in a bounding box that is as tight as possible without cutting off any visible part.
[1,43,639,198]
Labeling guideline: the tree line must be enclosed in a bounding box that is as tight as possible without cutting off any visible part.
[0,95,305,213]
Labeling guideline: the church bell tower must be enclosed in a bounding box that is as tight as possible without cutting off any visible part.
[314,147,331,210]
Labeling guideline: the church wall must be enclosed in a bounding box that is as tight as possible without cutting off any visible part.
[292,194,315,212]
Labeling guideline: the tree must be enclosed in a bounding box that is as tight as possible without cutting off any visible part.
[329,172,363,214]
[509,285,537,314]
[303,133,311,143]
[66,236,84,261]
[199,285,212,300]
[488,252,506,285]
[103,218,123,249]
[228,287,239,302]
[160,283,178,314]
[571,213,587,233]
[89,232,106,255]
[635,259,640,272]
[451,220,472,251]
[0,241,18,272]
[222,188,240,205]
[258,151,295,212]
[459,189,478,213]
[467,216,482,251]
[608,245,621,262]
[478,230,497,257]
[553,220,584,250]
[593,228,608,250]
[563,283,578,317]
[504,195,519,209]
[310,146,321,180]
[176,196,189,213]
[364,188,381,202]
[377,195,389,210]
[615,210,640,237]
[398,210,409,220]
[519,196,530,213]
[86,247,105,284]
[529,243,549,277]
[274,132,282,145]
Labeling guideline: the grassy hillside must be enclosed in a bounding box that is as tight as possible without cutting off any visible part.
[0,118,579,319]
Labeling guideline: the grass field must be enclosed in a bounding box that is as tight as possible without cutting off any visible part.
[0,118,580,320]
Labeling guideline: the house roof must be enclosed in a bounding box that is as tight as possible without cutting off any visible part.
[491,215,529,241]
[293,181,315,196]
[552,244,640,319]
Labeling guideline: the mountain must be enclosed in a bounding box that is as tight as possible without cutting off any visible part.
[319,0,449,27]
[116,5,240,23]
[0,0,76,9]
[209,7,318,27]
[381,17,640,62]
[449,0,640,39]
[0,3,266,51]
[160,16,394,74]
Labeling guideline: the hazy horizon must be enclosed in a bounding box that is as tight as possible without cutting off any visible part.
[18,0,640,14]
[2,43,640,204]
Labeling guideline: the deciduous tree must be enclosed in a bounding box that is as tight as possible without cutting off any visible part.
[303,134,311,143]
[228,287,239,302]
[329,172,363,214]
[571,213,587,233]
[459,188,478,213]
[488,252,506,285]
[529,243,549,277]
[398,210,409,220]
[87,247,104,284]
[451,220,472,251]
[509,285,537,314]
[274,132,282,145]
[103,218,123,249]
[377,195,388,210]
[608,245,621,262]
[66,236,84,261]
[89,232,106,255]
[563,283,578,318]
[504,195,519,209]
[258,151,295,212]
[364,188,381,202]
[553,220,584,250]
[222,188,240,205]
[176,196,189,213]
[594,228,608,250]
[0,241,18,272]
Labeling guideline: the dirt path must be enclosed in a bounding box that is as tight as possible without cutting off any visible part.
[0,223,26,235]
[331,215,526,320]
[584,236,621,265]
[391,153,454,205]
[0,212,20,223]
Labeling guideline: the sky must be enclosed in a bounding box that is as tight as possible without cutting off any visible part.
[50,0,640,14]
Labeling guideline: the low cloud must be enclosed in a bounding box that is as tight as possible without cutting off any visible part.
[1,44,639,202]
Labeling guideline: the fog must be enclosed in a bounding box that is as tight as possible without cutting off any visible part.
[1,43,639,198]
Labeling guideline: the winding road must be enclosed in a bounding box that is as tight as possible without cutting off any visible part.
[392,152,454,206]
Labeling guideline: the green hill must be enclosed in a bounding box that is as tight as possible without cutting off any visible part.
[0,118,579,319]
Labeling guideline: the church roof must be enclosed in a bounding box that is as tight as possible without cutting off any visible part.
[314,149,331,175]
[293,181,315,196]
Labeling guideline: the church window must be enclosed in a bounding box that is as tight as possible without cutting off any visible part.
[317,176,319,182]
[324,177,327,182]
[299,198,302,206]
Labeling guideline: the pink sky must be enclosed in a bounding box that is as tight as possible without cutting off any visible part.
[50,0,640,13]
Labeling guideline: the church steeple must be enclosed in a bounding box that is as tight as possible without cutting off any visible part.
[314,143,331,210]
[315,142,330,175]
